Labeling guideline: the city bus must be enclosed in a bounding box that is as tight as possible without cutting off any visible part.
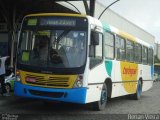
[14,13,154,110]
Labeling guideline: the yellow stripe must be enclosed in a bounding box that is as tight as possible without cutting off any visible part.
[119,31,136,42]
[26,13,86,18]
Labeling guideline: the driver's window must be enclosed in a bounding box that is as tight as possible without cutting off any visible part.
[90,32,103,69]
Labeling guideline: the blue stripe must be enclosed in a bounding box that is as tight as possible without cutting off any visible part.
[14,81,87,104]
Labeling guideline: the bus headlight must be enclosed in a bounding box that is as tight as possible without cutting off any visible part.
[73,75,83,88]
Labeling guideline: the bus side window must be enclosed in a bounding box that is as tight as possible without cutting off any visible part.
[126,40,134,62]
[134,43,142,63]
[142,46,148,64]
[115,36,126,60]
[148,48,153,65]
[89,31,103,69]
[104,31,114,59]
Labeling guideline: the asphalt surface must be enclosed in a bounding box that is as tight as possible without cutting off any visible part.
[0,82,160,120]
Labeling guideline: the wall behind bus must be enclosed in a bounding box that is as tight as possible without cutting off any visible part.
[95,2,155,46]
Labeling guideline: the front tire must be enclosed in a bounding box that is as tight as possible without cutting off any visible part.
[92,83,107,111]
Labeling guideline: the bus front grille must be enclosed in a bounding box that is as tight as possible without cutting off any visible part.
[20,71,77,88]
[25,74,70,88]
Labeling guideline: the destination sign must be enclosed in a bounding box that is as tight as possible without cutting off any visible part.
[40,18,76,27]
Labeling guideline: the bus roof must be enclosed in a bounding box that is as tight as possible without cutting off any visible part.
[101,21,152,48]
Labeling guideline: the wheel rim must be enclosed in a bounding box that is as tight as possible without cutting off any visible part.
[100,86,107,105]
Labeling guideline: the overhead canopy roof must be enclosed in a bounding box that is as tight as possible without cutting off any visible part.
[0,0,80,23]
[0,0,95,23]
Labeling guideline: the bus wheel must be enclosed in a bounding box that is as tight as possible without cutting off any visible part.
[132,80,142,100]
[92,83,107,111]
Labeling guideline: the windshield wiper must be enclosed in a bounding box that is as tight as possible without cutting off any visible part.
[56,30,71,42]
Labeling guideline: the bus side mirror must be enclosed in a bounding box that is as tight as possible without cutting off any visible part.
[91,31,99,45]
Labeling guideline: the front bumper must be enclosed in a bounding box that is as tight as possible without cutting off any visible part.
[14,81,87,104]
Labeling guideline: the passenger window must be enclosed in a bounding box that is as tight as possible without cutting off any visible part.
[104,31,114,59]
[115,36,125,60]
[134,43,142,63]
[148,48,153,65]
[142,46,148,64]
[126,40,134,62]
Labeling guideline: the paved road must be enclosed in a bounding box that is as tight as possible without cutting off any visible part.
[0,82,160,120]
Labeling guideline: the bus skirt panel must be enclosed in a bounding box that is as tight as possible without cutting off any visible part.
[14,81,87,104]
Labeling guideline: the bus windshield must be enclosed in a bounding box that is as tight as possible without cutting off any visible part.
[17,16,88,68]
[18,29,87,68]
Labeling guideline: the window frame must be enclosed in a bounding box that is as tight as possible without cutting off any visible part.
[126,39,135,62]
[115,35,126,61]
[89,30,104,69]
[148,48,153,65]
[142,45,148,65]
[104,30,115,60]
[134,42,142,64]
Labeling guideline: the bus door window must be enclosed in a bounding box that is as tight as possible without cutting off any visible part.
[89,31,103,69]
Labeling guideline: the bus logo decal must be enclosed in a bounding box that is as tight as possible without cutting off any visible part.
[123,67,137,77]
[120,61,138,93]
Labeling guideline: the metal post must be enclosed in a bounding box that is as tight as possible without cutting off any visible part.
[83,0,89,15]
[10,4,17,68]
[90,0,96,17]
